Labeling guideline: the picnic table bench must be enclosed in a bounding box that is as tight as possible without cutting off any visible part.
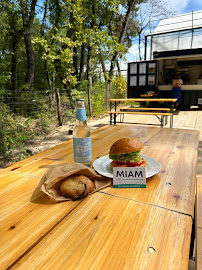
[108,98,177,128]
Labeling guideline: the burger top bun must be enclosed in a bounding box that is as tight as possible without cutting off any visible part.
[109,137,143,156]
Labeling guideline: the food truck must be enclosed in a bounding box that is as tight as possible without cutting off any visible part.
[127,10,202,108]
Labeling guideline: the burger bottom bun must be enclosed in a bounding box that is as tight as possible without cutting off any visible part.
[60,175,95,200]
[111,159,146,168]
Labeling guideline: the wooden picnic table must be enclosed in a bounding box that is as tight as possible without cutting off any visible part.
[0,125,199,270]
[108,98,177,127]
[140,93,160,98]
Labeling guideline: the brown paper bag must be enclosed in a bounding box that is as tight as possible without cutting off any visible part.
[37,162,112,202]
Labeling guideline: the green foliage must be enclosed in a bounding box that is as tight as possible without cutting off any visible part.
[111,75,127,99]
[0,104,34,157]
[70,80,107,117]
[91,81,107,116]
[0,100,55,161]
[35,111,55,134]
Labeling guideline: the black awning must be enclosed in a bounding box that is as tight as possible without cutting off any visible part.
[153,48,202,59]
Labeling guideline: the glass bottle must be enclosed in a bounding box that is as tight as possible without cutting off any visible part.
[73,99,92,167]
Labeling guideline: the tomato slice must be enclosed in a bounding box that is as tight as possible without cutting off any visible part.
[116,161,126,165]
[115,160,144,167]
[126,161,144,167]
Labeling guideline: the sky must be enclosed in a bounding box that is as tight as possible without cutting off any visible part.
[176,0,201,13]
[120,0,202,70]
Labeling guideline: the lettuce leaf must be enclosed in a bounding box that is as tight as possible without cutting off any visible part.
[109,151,142,162]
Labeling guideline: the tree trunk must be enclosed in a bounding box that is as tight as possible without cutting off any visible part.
[48,72,54,107]
[24,32,35,92]
[87,47,92,117]
[10,12,23,104]
[106,0,136,107]
[73,45,78,78]
[20,0,37,92]
[79,43,86,81]
[79,1,86,82]
[116,58,121,76]
[55,88,63,126]
[99,47,108,83]
[11,32,21,102]
[41,0,52,96]
[138,33,142,61]
[41,0,48,36]
[45,60,52,93]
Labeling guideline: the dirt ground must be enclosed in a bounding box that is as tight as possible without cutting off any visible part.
[0,116,110,168]
[25,116,110,155]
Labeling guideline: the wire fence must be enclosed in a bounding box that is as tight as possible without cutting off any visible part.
[0,69,128,119]
[0,69,128,164]
[0,88,76,165]
[0,88,75,120]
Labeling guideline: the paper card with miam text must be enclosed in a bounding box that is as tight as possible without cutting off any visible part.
[113,167,146,188]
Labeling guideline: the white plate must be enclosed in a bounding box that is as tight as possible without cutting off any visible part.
[93,154,161,178]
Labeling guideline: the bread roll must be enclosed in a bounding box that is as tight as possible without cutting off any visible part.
[60,175,95,200]
[109,137,143,155]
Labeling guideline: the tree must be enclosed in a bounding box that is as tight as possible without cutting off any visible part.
[0,0,144,114]
[136,0,175,60]
[0,1,22,100]
[106,0,141,106]
[41,0,52,93]
[19,0,37,92]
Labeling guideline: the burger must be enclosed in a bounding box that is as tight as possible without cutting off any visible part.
[109,137,146,168]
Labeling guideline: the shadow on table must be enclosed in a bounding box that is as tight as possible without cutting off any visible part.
[118,122,161,127]
[92,123,108,128]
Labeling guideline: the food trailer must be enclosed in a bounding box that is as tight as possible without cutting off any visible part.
[127,10,202,108]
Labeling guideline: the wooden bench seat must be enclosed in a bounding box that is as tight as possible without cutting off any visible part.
[107,111,172,116]
[196,177,202,270]
[118,107,176,112]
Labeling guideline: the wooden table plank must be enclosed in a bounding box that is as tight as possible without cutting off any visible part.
[92,126,199,217]
[4,140,74,172]
[0,171,83,269]
[10,193,192,270]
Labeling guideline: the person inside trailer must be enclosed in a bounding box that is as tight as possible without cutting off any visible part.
[171,73,183,109]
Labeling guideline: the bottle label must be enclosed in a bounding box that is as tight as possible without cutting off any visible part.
[76,108,86,121]
[73,137,92,163]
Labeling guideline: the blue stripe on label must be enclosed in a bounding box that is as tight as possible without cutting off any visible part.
[76,108,86,121]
